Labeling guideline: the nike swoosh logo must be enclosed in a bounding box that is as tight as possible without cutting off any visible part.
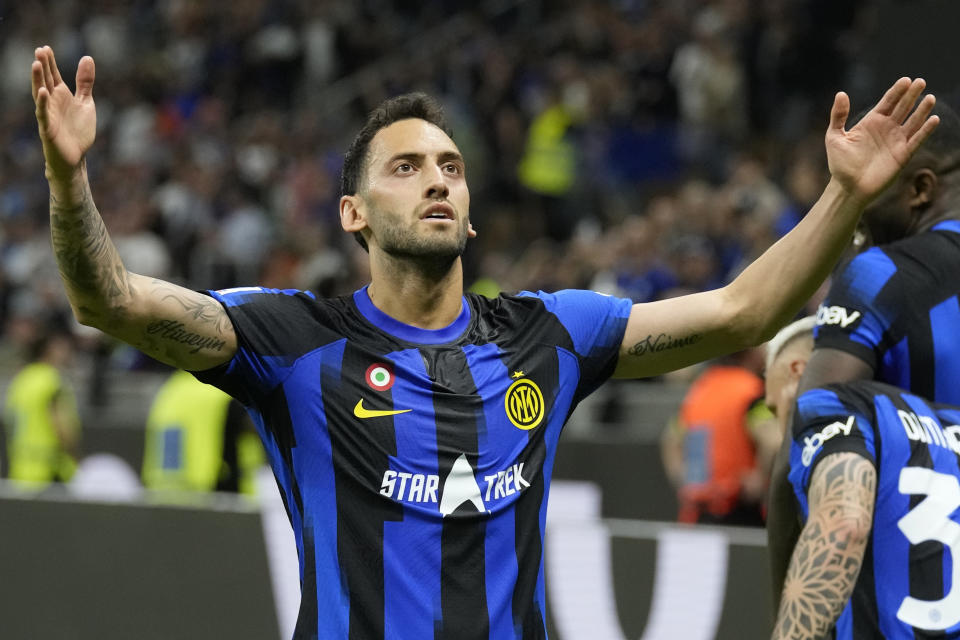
[353,399,412,419]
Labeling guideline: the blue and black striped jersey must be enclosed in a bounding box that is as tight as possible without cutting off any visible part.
[194,285,631,640]
[788,380,960,639]
[815,220,960,403]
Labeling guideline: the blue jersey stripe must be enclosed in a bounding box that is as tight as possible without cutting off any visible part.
[249,409,306,574]
[870,394,913,640]
[931,296,960,404]
[383,348,442,638]
[932,219,960,234]
[835,603,853,639]
[844,249,897,302]
[518,290,631,359]
[292,341,348,636]
[880,337,911,391]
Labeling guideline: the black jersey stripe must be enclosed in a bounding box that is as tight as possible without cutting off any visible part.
[488,298,575,638]
[324,343,403,640]
[848,389,883,639]
[293,524,319,640]
[851,536,881,639]
[421,346,490,640]
[907,318,936,403]
[512,434,548,638]
[260,384,305,526]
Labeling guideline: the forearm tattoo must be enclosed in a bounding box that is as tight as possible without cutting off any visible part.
[626,332,703,357]
[49,175,129,313]
[773,453,876,640]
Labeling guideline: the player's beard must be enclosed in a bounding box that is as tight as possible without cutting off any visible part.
[372,204,469,266]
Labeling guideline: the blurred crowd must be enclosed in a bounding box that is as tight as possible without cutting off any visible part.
[0,0,878,364]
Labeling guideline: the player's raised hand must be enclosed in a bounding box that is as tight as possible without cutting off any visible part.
[825,77,939,204]
[31,46,96,181]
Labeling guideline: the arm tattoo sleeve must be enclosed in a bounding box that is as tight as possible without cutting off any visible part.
[49,166,130,318]
[772,452,876,640]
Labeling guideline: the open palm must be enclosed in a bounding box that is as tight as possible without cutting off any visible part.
[31,46,96,179]
[825,78,938,203]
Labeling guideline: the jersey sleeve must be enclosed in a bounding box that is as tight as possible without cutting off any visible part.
[814,248,897,371]
[787,387,877,519]
[522,289,632,397]
[190,287,324,405]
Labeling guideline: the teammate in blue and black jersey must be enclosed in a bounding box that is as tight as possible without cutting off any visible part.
[768,102,960,607]
[807,99,960,401]
[765,317,960,639]
[32,41,941,639]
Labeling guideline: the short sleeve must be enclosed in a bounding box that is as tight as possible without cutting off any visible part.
[814,248,897,371]
[787,389,877,518]
[191,287,329,405]
[521,289,632,396]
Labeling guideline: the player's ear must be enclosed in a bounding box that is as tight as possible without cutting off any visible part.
[908,168,937,209]
[789,358,807,379]
[467,222,477,238]
[340,195,367,233]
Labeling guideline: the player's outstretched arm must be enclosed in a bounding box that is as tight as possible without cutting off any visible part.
[614,78,938,379]
[771,452,875,640]
[32,46,236,371]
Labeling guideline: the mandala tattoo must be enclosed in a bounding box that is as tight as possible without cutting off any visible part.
[772,452,876,640]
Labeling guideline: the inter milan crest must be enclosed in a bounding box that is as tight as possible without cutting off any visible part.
[505,371,545,430]
[365,363,395,391]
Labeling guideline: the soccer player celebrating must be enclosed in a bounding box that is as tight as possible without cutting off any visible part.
[765,317,960,639]
[32,43,939,638]
[767,102,960,608]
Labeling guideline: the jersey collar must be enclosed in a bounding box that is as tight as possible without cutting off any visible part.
[353,285,470,344]
[932,219,960,234]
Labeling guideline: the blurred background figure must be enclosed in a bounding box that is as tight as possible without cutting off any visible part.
[3,325,81,488]
[660,347,780,525]
[142,369,264,497]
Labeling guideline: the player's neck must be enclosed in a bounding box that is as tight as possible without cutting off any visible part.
[913,201,960,234]
[367,253,465,329]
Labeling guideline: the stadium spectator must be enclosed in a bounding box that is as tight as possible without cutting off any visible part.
[142,369,263,496]
[3,325,81,487]
[764,317,960,638]
[661,347,778,525]
[0,2,877,348]
[32,34,937,639]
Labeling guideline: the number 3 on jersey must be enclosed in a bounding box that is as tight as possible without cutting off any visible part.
[897,466,960,630]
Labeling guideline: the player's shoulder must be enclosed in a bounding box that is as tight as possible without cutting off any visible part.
[879,220,960,267]
[470,288,628,315]
[466,289,630,350]
[209,286,358,351]
[839,245,897,280]
[209,286,351,316]
[210,286,317,306]
[794,380,886,425]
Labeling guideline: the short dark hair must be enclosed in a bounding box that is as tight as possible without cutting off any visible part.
[855,100,960,173]
[915,101,960,173]
[341,93,452,251]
